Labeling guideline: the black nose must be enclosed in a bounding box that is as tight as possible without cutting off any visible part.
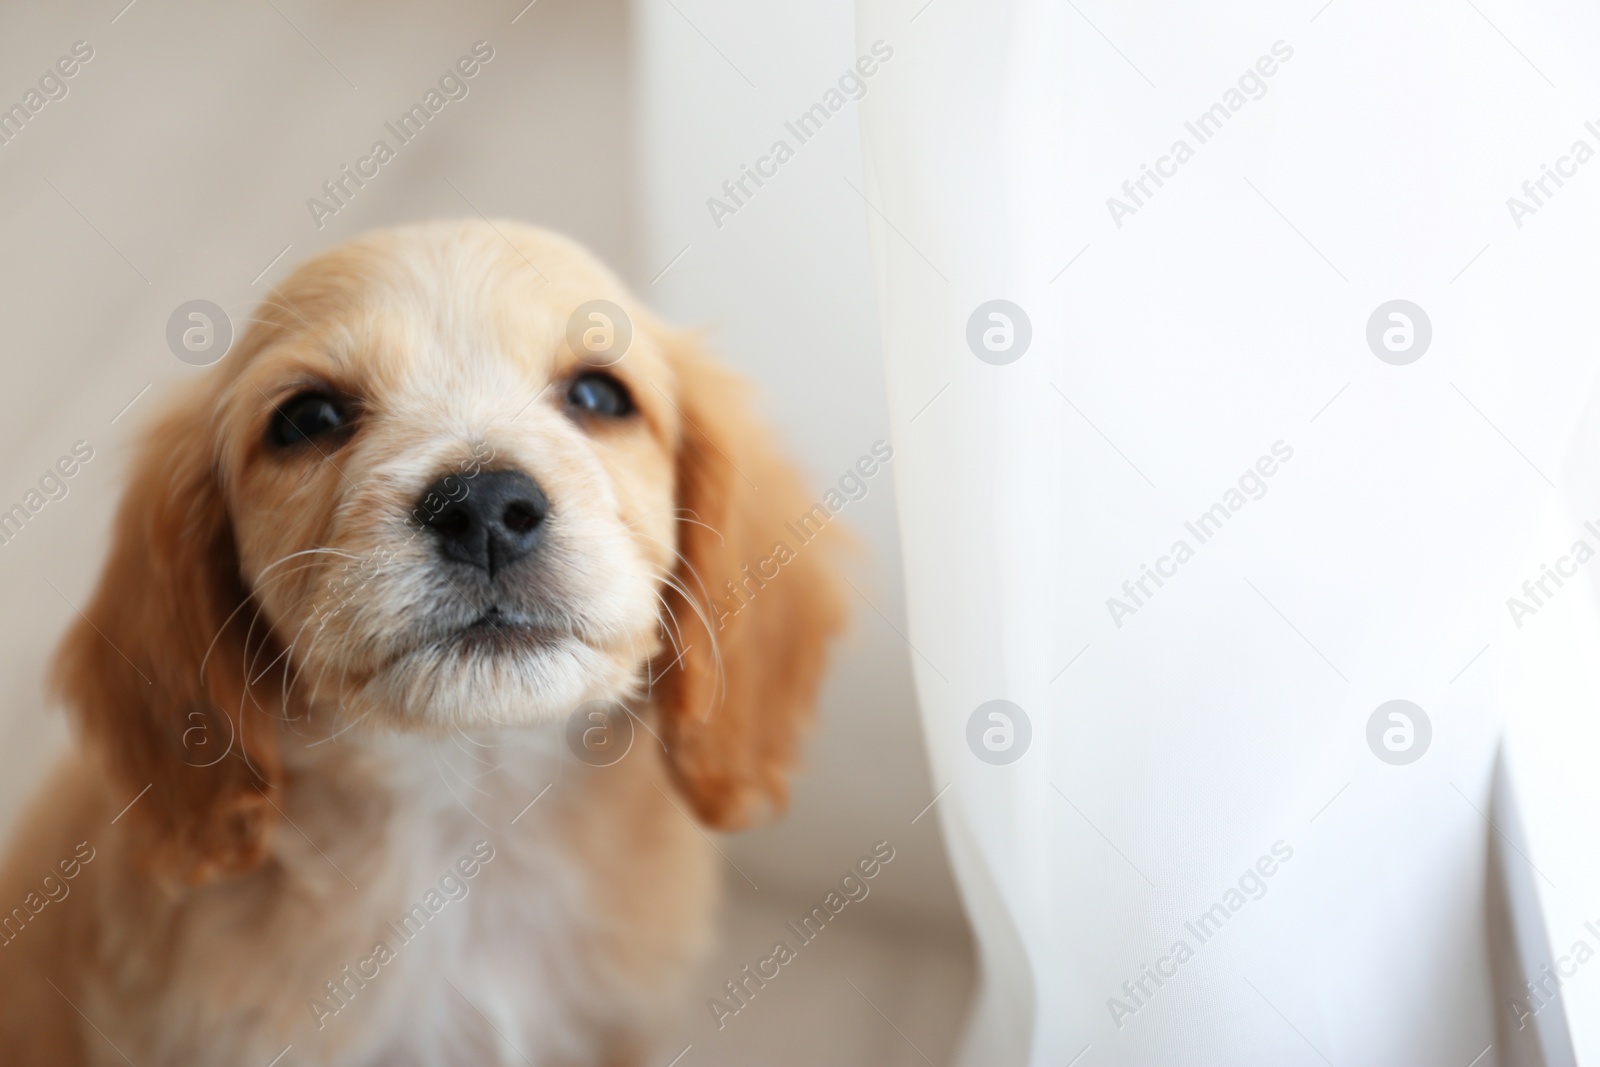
[417,469,548,576]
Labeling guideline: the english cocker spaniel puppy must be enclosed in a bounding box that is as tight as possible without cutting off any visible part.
[0,221,845,1066]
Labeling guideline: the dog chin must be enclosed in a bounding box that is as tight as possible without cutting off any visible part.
[346,631,634,732]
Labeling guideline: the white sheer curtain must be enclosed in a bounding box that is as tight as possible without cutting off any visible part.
[856,0,1600,1063]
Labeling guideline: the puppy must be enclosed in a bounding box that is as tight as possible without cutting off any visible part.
[0,221,845,1065]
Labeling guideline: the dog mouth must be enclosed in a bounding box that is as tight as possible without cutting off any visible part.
[345,595,585,682]
[451,606,562,653]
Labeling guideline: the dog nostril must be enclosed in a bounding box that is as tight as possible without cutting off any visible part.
[502,501,541,535]
[433,507,471,538]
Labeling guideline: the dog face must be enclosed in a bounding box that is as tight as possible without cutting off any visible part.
[55,222,845,882]
[219,225,678,732]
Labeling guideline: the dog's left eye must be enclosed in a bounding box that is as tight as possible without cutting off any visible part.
[269,392,348,447]
[566,372,634,419]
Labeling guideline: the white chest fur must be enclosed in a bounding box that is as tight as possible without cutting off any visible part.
[88,726,715,1067]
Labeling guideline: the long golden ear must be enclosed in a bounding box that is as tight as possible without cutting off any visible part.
[653,334,848,830]
[53,392,282,883]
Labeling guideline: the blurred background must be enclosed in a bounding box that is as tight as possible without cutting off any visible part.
[0,1,972,1063]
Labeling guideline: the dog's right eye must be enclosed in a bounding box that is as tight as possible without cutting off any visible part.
[269,392,348,448]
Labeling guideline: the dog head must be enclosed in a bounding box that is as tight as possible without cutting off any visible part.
[55,221,846,882]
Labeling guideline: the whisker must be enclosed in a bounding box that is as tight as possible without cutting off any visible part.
[239,560,332,685]
[431,749,494,829]
[201,552,348,687]
[628,532,728,726]
[621,506,726,546]
[451,727,499,750]
[448,727,497,769]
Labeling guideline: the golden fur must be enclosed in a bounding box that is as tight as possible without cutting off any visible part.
[0,221,844,1065]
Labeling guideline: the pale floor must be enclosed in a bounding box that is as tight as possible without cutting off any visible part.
[658,887,976,1067]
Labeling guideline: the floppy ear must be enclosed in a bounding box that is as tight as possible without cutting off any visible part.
[53,391,282,884]
[652,334,848,830]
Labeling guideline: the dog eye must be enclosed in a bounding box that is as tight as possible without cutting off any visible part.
[566,372,633,419]
[269,392,348,447]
